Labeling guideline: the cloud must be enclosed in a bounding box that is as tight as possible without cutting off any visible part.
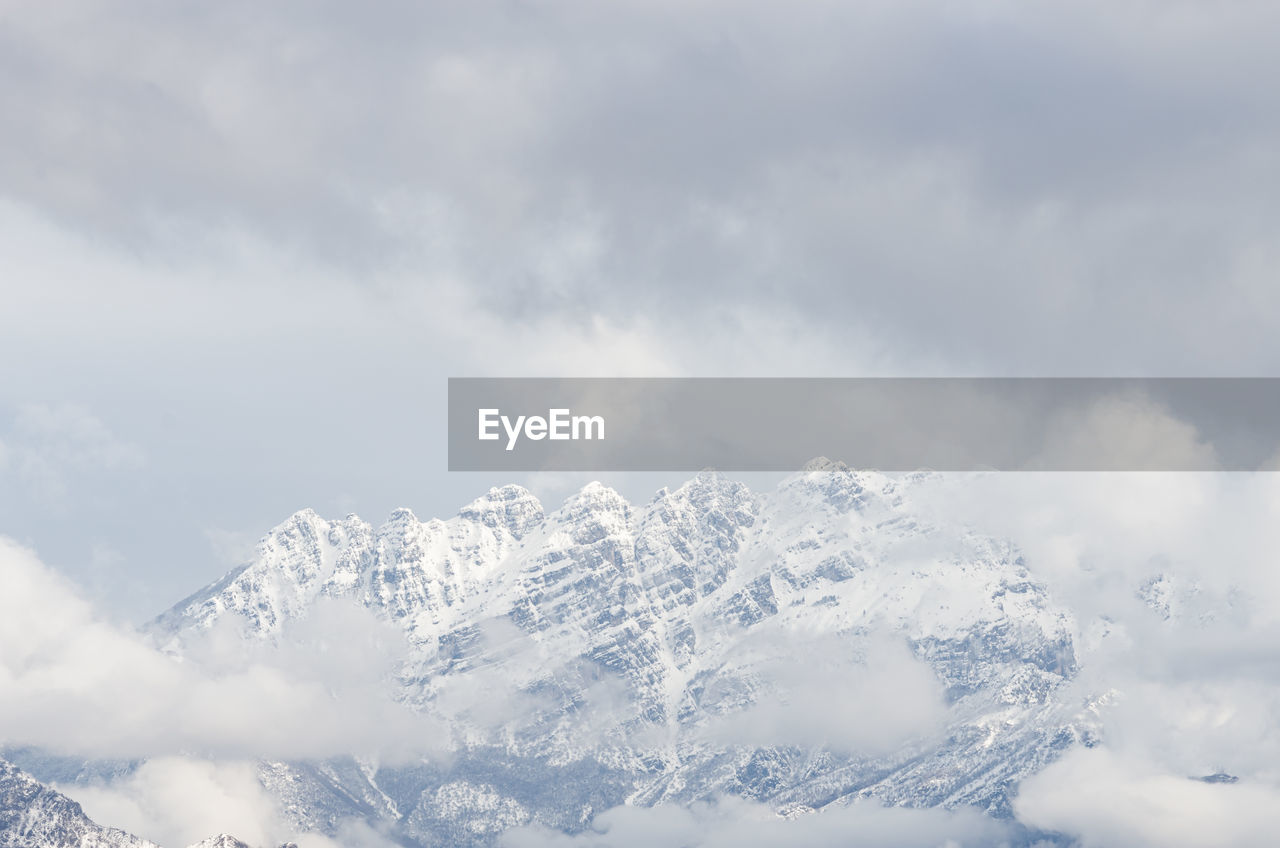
[911,472,1280,623]
[4,402,144,504]
[1031,394,1219,471]
[422,614,638,748]
[1261,447,1280,471]
[63,758,283,848]
[203,527,261,568]
[63,757,404,848]
[1015,747,1280,848]
[499,795,1011,848]
[0,536,442,762]
[4,0,1280,376]
[701,632,950,756]
[904,471,1280,842]
[420,610,948,756]
[12,402,142,466]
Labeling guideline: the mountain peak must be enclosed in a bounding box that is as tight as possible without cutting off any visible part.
[185,836,252,848]
[562,481,631,515]
[283,507,323,524]
[779,459,896,513]
[801,456,852,473]
[387,506,420,522]
[458,485,544,539]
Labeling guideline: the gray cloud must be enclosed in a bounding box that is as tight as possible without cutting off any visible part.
[3,0,1279,375]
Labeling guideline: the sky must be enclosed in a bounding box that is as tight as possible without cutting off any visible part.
[3,0,1280,622]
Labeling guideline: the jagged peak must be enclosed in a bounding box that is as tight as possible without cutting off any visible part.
[783,458,865,489]
[651,471,756,524]
[681,469,750,497]
[553,483,633,538]
[249,509,330,557]
[373,508,428,551]
[294,506,322,519]
[776,459,894,513]
[275,507,324,529]
[185,836,252,848]
[256,510,373,554]
[385,506,420,523]
[459,485,544,539]
[564,481,630,510]
[470,483,539,505]
[801,456,853,473]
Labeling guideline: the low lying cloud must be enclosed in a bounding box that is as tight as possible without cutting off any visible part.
[905,472,1280,845]
[65,759,280,848]
[499,795,1011,848]
[0,536,441,762]
[912,472,1280,631]
[701,632,950,756]
[1016,747,1280,848]
[64,756,403,848]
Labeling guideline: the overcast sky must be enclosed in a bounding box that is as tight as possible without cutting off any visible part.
[3,0,1280,619]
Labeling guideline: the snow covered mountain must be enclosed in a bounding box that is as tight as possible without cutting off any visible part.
[0,759,157,848]
[141,465,1085,845]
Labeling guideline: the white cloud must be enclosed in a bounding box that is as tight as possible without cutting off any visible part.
[0,536,443,761]
[702,633,950,756]
[905,471,1280,844]
[64,759,282,848]
[499,795,1010,848]
[912,472,1280,628]
[63,757,405,848]
[1016,747,1280,848]
[203,527,260,568]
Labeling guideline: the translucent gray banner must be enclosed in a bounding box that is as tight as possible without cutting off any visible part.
[447,378,1280,471]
